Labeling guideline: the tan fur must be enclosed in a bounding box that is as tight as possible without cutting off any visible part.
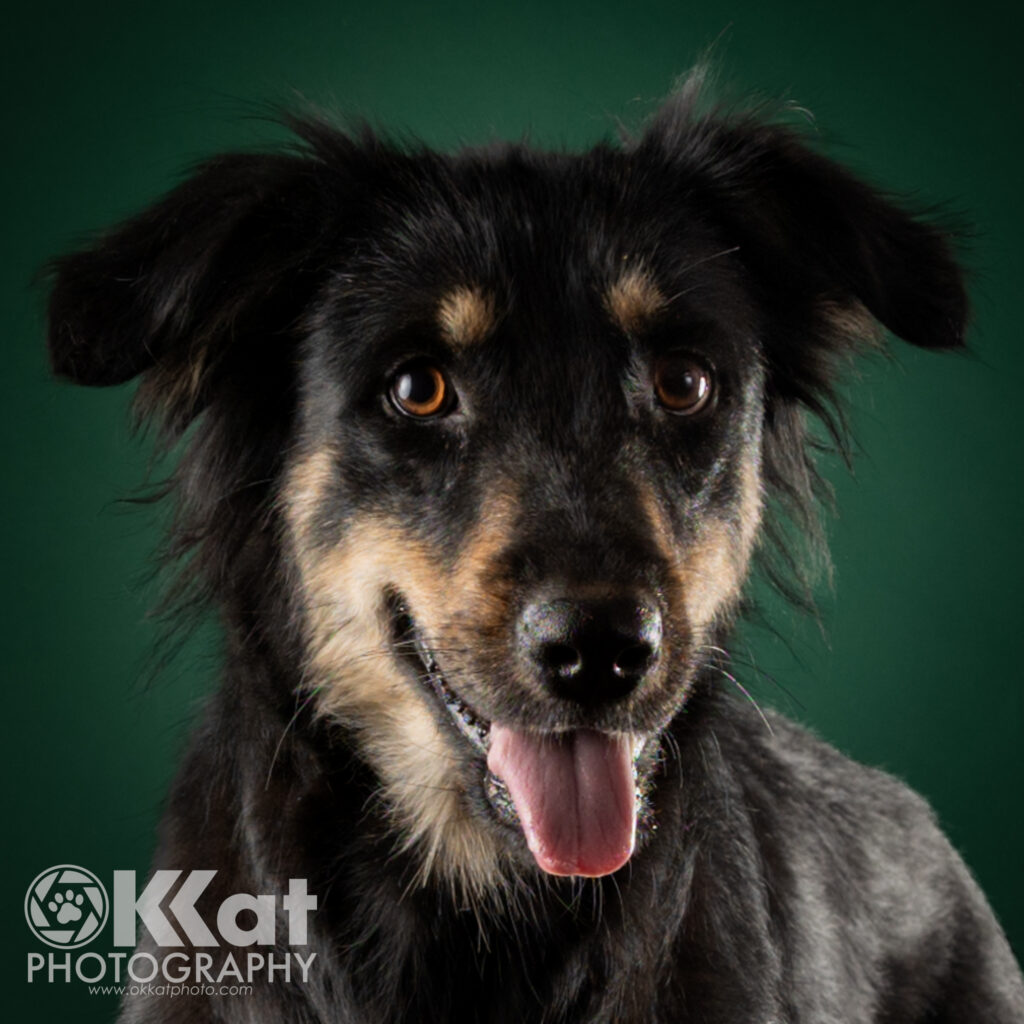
[283,445,338,544]
[819,299,881,348]
[682,456,763,629]
[282,451,514,899]
[437,286,496,347]
[677,521,744,629]
[605,266,666,334]
[447,487,519,628]
[642,455,763,634]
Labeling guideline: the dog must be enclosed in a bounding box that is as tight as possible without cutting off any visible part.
[47,76,1024,1022]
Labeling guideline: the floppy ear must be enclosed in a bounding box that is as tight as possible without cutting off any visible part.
[46,148,341,432]
[44,135,373,613]
[724,125,968,351]
[640,92,968,362]
[729,125,969,423]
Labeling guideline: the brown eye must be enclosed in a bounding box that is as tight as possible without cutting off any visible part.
[388,362,454,418]
[653,355,714,415]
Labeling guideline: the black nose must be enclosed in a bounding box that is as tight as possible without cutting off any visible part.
[518,596,663,703]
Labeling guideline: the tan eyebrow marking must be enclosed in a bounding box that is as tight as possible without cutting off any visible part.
[605,266,667,334]
[437,286,496,347]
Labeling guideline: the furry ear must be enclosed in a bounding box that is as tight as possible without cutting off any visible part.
[726,127,968,353]
[640,92,969,356]
[729,125,969,424]
[46,147,341,432]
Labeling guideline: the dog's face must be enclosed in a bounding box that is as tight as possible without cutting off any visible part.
[284,168,768,886]
[46,86,966,897]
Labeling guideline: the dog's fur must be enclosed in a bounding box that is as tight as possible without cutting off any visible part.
[47,79,1024,1022]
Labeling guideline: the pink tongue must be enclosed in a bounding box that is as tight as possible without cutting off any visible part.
[487,725,636,877]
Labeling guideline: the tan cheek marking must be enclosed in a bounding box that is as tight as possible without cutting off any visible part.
[441,488,520,628]
[437,285,496,347]
[605,266,666,335]
[677,522,745,628]
[642,454,764,631]
[735,453,764,567]
[681,456,763,628]
[281,456,513,899]
[282,446,340,546]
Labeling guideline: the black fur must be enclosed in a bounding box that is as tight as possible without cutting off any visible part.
[47,81,1024,1023]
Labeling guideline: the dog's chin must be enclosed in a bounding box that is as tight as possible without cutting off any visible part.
[388,594,662,877]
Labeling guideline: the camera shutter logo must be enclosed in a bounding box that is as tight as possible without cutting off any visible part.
[25,865,109,949]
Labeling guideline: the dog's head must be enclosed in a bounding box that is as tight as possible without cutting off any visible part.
[47,84,966,896]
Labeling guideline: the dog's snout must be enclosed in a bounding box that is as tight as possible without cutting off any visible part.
[519,596,662,703]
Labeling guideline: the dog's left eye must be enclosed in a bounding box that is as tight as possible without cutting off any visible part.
[653,354,714,416]
[388,361,456,419]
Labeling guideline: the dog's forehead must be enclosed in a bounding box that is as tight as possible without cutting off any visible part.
[342,148,734,338]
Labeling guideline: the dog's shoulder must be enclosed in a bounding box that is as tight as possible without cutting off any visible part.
[756,710,945,849]
[702,702,1024,1020]
[740,707,983,924]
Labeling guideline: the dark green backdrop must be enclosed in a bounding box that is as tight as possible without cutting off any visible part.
[4,1,1022,1018]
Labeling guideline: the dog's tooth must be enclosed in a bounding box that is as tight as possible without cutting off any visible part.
[484,771,518,824]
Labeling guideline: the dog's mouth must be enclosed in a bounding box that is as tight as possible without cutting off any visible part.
[390,595,647,877]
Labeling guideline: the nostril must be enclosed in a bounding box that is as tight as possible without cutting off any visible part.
[541,642,582,678]
[613,642,655,679]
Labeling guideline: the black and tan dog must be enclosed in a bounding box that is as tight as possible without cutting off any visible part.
[48,78,1024,1022]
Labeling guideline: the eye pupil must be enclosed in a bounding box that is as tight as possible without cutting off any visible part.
[389,363,451,418]
[396,370,436,405]
[654,355,714,415]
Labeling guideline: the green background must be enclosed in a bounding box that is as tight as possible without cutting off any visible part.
[3,0,1021,1018]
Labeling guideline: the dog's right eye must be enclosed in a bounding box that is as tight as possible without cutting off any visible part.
[388,361,456,419]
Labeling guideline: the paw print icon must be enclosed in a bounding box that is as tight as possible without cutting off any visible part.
[49,889,85,924]
[25,865,109,948]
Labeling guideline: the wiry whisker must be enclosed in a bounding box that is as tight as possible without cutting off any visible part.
[669,245,741,289]
[704,662,775,737]
[700,638,805,714]
[265,684,322,790]
[735,636,804,713]
[697,643,731,660]
[661,729,683,780]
